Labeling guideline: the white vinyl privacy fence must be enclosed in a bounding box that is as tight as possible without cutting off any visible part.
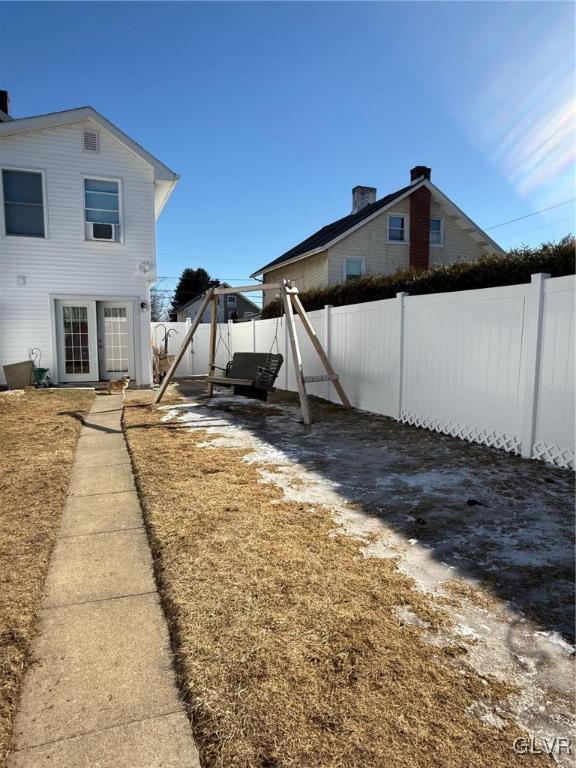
[152,273,575,469]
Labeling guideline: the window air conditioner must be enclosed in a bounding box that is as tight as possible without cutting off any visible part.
[86,222,120,241]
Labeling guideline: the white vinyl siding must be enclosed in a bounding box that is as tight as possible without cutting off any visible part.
[0,119,157,386]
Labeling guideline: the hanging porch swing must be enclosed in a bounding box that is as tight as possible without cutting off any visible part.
[154,280,351,425]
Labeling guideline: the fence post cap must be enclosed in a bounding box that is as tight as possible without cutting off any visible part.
[531,272,551,282]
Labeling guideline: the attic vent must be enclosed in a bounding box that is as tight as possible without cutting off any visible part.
[83,130,99,152]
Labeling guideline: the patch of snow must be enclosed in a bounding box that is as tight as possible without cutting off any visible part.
[456,624,481,640]
[465,701,507,729]
[534,631,575,655]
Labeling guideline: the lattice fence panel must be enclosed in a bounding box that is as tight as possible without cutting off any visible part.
[400,411,522,455]
[532,442,575,471]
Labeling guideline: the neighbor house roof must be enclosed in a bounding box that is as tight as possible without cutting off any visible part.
[251,177,504,277]
[0,106,179,217]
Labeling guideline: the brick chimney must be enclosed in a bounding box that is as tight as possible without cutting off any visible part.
[409,166,431,270]
[0,90,10,121]
[352,186,376,214]
[410,165,431,182]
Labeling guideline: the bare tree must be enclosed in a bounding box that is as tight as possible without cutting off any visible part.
[150,286,169,321]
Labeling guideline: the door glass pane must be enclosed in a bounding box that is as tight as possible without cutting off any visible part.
[103,306,128,373]
[62,306,90,374]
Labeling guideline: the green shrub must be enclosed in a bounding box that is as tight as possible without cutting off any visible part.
[261,235,575,319]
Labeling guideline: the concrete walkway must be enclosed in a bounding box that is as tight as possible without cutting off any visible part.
[8,395,200,768]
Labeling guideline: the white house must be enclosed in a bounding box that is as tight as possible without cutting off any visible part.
[0,91,178,387]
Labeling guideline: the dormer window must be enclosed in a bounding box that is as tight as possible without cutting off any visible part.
[83,130,99,153]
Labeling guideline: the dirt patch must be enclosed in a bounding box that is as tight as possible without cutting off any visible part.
[124,399,548,768]
[0,388,93,765]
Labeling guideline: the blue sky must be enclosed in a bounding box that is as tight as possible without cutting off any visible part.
[1,1,574,299]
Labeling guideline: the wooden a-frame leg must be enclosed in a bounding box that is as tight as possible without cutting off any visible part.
[290,292,352,409]
[282,283,312,425]
[154,287,215,404]
[206,295,218,398]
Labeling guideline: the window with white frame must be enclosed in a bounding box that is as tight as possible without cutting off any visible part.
[388,214,406,242]
[429,217,443,245]
[345,258,364,281]
[84,178,120,240]
[2,169,45,237]
[227,295,237,308]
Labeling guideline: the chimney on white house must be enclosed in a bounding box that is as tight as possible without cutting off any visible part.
[0,90,10,121]
[352,186,376,214]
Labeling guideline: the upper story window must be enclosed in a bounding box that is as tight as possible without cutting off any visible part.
[388,214,406,242]
[227,295,237,308]
[430,217,443,245]
[2,169,45,237]
[345,258,364,281]
[84,178,121,241]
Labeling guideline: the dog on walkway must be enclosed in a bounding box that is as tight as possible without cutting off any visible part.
[106,375,131,399]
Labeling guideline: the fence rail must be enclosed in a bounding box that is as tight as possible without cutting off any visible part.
[152,273,575,470]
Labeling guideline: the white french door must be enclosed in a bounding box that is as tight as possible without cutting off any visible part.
[96,301,135,381]
[56,300,99,382]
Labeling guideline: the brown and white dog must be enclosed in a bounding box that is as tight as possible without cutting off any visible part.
[106,375,131,399]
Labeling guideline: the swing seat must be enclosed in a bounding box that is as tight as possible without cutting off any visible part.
[207,353,283,401]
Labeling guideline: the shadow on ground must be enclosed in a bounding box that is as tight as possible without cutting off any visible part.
[147,380,575,645]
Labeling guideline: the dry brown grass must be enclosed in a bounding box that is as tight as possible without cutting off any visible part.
[0,388,93,764]
[439,579,503,613]
[124,403,544,768]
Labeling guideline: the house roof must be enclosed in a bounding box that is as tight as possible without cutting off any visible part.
[0,106,179,217]
[253,183,414,276]
[251,177,504,277]
[176,283,260,314]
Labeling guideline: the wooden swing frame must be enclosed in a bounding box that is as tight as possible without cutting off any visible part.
[153,280,351,425]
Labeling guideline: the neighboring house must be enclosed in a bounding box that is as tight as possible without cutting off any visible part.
[175,283,260,322]
[251,166,504,305]
[0,90,178,387]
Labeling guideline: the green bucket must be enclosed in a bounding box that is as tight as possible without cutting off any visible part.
[32,367,51,387]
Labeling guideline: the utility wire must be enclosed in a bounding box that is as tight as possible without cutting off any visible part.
[485,199,575,231]
[155,200,574,287]
[491,216,574,241]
